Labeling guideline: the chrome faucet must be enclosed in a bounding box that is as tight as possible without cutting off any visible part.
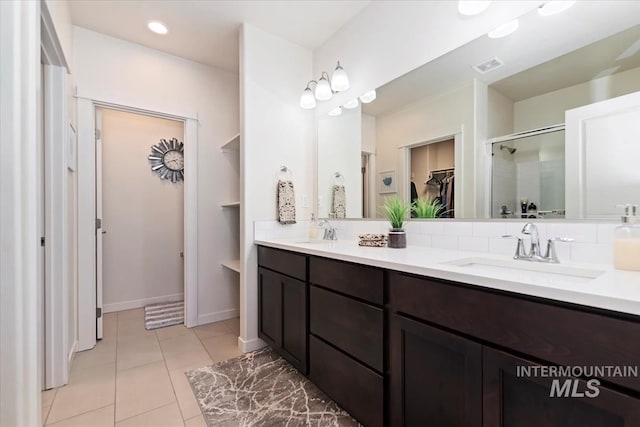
[503,223,573,263]
[318,220,337,240]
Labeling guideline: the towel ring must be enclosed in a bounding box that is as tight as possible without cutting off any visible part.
[333,172,345,186]
[278,166,293,181]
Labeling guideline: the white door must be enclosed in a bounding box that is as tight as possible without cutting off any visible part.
[37,60,46,389]
[95,109,104,339]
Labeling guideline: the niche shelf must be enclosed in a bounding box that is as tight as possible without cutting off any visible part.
[220,133,240,152]
[221,259,240,274]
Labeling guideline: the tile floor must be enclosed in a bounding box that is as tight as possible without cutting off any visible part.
[41,308,242,426]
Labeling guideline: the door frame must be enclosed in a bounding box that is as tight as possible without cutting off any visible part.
[41,3,72,389]
[77,100,199,351]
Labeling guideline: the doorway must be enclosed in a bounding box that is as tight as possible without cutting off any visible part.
[409,138,455,218]
[96,108,185,333]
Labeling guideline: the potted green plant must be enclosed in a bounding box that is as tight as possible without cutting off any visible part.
[412,197,443,218]
[382,196,410,248]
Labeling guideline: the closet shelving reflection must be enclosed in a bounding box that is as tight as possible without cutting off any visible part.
[220,133,240,276]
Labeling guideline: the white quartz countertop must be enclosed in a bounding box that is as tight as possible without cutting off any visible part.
[255,238,640,318]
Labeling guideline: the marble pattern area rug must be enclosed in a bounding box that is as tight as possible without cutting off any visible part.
[186,347,360,427]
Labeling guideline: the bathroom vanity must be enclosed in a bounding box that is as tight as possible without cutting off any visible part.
[256,241,640,427]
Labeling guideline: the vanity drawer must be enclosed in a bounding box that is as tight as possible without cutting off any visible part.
[389,271,640,392]
[309,256,384,305]
[310,335,383,427]
[258,246,306,281]
[310,285,383,372]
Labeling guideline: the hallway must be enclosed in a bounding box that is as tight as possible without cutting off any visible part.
[41,310,241,426]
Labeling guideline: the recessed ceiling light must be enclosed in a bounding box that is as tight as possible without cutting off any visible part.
[359,90,377,104]
[328,107,343,117]
[343,99,359,109]
[148,21,169,35]
[488,19,519,39]
[538,1,576,17]
[458,1,492,16]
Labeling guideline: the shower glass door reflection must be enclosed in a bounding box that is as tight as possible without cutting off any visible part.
[491,129,565,219]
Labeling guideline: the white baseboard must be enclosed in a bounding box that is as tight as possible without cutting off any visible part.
[197,308,239,326]
[103,293,184,313]
[238,336,267,353]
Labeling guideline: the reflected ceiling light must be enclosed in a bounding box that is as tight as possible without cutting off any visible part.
[488,19,519,39]
[343,98,359,109]
[458,1,492,16]
[300,86,316,109]
[359,90,376,103]
[299,61,350,109]
[147,20,169,35]
[331,61,350,92]
[328,106,343,117]
[537,1,576,17]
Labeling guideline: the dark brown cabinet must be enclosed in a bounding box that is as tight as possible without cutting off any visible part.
[390,314,482,427]
[483,347,640,427]
[257,246,640,427]
[257,247,308,374]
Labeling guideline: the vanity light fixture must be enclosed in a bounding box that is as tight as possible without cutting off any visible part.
[488,19,519,39]
[299,61,350,109]
[147,20,169,35]
[458,0,492,16]
[537,0,576,17]
[328,106,343,117]
[359,89,377,103]
[343,98,359,109]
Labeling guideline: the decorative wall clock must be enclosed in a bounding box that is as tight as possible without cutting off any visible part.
[148,137,184,183]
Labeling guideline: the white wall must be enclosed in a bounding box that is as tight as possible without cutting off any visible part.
[514,66,640,131]
[100,109,184,311]
[313,1,539,115]
[74,27,240,326]
[240,23,313,351]
[375,82,475,217]
[317,106,362,218]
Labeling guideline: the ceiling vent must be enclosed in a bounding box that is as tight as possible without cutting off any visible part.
[473,57,504,74]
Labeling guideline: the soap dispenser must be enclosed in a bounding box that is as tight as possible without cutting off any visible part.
[614,204,640,271]
[309,213,320,240]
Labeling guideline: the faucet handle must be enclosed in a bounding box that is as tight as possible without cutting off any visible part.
[502,235,526,259]
[545,237,574,263]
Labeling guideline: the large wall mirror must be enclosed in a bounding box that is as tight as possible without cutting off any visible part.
[316,1,640,220]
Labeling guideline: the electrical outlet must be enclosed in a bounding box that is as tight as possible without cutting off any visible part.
[302,195,308,208]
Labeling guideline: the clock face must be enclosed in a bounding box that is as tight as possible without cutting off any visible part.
[163,150,184,171]
[148,137,184,183]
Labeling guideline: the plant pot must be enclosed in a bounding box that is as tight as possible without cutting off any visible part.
[387,228,406,248]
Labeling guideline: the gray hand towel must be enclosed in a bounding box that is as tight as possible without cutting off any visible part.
[277,180,296,224]
[332,185,346,219]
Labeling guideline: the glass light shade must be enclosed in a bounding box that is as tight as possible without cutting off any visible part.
[328,107,343,117]
[458,1,492,16]
[488,19,519,39]
[147,21,169,35]
[300,88,316,109]
[315,76,333,101]
[343,98,359,109]
[359,90,377,103]
[538,1,576,16]
[331,63,350,92]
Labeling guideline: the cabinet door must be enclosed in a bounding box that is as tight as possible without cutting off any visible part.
[281,273,307,373]
[483,347,640,427]
[258,267,308,374]
[258,267,282,348]
[390,314,482,427]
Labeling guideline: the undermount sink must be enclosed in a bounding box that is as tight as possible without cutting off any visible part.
[443,257,605,282]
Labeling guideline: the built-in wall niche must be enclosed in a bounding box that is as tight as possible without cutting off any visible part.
[315,2,640,219]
